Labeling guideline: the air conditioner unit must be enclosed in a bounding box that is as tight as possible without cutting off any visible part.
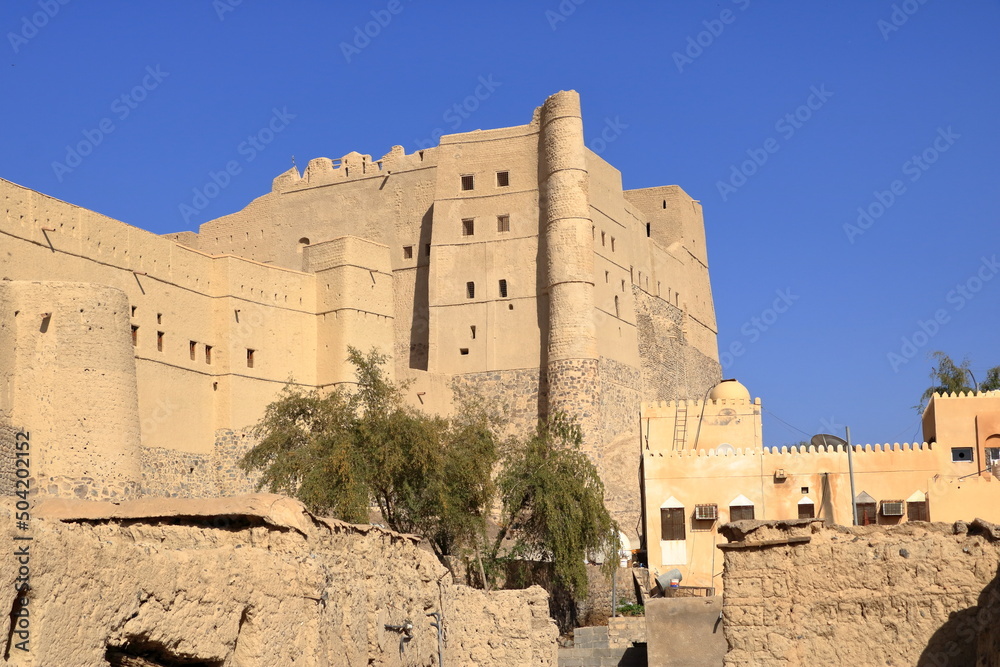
[881,500,904,517]
[695,504,718,521]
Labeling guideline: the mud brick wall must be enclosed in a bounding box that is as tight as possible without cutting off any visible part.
[719,519,1000,667]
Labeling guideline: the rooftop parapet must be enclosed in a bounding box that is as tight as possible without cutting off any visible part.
[646,442,935,458]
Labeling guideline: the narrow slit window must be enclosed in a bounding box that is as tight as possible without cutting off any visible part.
[131,326,138,346]
[605,271,609,283]
[499,279,508,298]
[497,215,510,233]
[611,237,616,252]
[403,246,413,259]
[621,280,626,292]
[496,171,509,187]
[156,331,164,352]
[205,345,212,365]
[425,243,431,256]
[614,295,620,318]
[247,349,255,368]
[461,174,475,191]
[601,231,606,246]
[131,306,137,317]
[190,341,197,361]
[466,282,475,299]
[470,326,476,340]
[156,313,162,324]
[462,219,475,237]
[646,222,651,237]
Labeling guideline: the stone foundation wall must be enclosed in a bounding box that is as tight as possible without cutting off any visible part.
[138,429,259,499]
[0,424,19,496]
[450,367,544,439]
[634,288,720,401]
[596,357,643,540]
[2,494,557,666]
[719,519,1000,667]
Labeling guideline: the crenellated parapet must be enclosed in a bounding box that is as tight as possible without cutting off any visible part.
[646,441,934,459]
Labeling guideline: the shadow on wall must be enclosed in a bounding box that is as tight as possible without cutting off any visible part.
[917,558,1000,665]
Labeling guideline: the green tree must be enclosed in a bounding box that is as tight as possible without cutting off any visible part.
[918,351,1000,411]
[489,413,619,601]
[239,346,620,605]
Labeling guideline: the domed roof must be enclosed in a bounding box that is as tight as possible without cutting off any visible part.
[708,379,751,401]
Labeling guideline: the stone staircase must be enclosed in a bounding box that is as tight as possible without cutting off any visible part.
[558,618,647,667]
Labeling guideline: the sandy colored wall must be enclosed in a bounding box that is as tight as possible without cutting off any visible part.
[641,440,1000,589]
[719,519,1000,667]
[0,494,557,666]
[0,178,318,458]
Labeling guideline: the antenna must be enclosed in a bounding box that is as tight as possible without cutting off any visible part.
[714,443,735,455]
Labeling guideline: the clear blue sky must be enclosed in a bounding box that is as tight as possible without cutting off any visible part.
[2,1,998,447]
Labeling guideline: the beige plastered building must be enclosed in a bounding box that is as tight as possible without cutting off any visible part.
[642,379,1000,591]
[0,91,721,543]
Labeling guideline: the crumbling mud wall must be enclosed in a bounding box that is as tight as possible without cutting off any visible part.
[0,494,556,666]
[718,519,1000,667]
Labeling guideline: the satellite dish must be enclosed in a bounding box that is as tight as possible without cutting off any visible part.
[811,434,848,449]
[715,443,735,455]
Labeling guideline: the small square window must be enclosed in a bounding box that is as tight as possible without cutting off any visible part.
[800,487,809,494]
[461,175,475,191]
[403,246,413,259]
[466,282,475,299]
[497,215,510,233]
[190,341,197,361]
[460,348,469,356]
[156,331,164,352]
[247,349,255,368]
[499,279,508,298]
[205,345,212,365]
[951,447,974,463]
[462,219,475,237]
[496,171,509,187]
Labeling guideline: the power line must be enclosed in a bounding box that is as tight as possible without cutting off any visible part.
[762,407,812,439]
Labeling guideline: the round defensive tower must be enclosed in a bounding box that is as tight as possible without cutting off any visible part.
[0,281,141,500]
[539,91,600,432]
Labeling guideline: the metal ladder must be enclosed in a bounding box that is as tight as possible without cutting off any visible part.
[672,402,688,450]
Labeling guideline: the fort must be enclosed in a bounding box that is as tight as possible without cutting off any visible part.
[0,90,720,544]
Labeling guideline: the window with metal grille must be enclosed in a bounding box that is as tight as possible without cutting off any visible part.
[694,504,718,521]
[881,500,904,517]
[907,501,929,522]
[466,282,475,299]
[730,505,755,521]
[461,175,474,191]
[499,279,508,298]
[496,171,509,187]
[462,219,475,236]
[856,503,877,525]
[403,246,413,259]
[987,447,1000,468]
[798,503,815,519]
[497,215,510,233]
[660,508,685,541]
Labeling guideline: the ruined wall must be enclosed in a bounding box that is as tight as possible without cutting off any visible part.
[719,519,1000,667]
[1,494,557,666]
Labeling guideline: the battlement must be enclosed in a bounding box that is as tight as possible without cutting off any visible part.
[929,389,1000,400]
[641,397,760,414]
[646,442,934,459]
